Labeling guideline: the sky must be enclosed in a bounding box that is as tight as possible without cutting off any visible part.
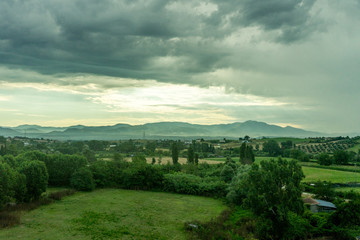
[0,0,359,133]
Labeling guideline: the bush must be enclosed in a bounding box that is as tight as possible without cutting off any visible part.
[163,172,226,197]
[48,189,76,201]
[121,163,164,190]
[90,161,119,188]
[70,167,95,191]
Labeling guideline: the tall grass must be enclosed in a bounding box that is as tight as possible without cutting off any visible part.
[0,189,76,229]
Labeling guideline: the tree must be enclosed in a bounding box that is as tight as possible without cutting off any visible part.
[113,153,124,162]
[314,181,335,201]
[83,149,96,162]
[132,154,147,165]
[333,150,349,165]
[239,142,255,164]
[70,167,95,191]
[187,146,194,164]
[281,140,293,150]
[19,160,49,201]
[263,140,282,157]
[318,153,332,166]
[194,153,199,165]
[243,158,304,239]
[151,157,156,165]
[171,142,179,165]
[0,162,15,207]
[220,164,235,183]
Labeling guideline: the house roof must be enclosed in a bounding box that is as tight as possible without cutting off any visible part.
[303,198,336,209]
[315,199,336,209]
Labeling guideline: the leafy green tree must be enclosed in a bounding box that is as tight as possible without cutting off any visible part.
[83,149,96,162]
[243,158,304,239]
[0,162,15,207]
[44,154,88,186]
[151,157,156,165]
[113,152,124,162]
[318,153,332,166]
[132,154,147,164]
[171,142,179,165]
[19,160,49,201]
[187,146,194,164]
[331,200,360,227]
[226,165,251,205]
[70,167,95,191]
[15,150,47,166]
[220,164,235,183]
[281,140,293,150]
[314,181,335,201]
[263,140,282,157]
[2,154,16,168]
[13,172,27,203]
[333,150,349,165]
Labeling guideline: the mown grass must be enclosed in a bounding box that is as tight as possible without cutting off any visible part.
[347,142,360,153]
[0,189,226,240]
[334,187,360,193]
[302,166,360,183]
[300,162,360,173]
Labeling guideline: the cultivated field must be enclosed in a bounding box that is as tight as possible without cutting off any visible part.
[0,189,226,240]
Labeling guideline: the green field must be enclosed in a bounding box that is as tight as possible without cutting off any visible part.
[300,162,360,173]
[0,189,226,240]
[335,187,360,193]
[302,166,360,183]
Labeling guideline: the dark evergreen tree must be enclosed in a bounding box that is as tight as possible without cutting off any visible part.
[263,140,282,157]
[187,146,194,164]
[239,143,255,164]
[171,142,179,165]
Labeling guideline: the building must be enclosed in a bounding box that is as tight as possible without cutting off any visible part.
[303,198,336,213]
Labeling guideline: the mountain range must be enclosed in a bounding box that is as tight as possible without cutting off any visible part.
[0,121,326,140]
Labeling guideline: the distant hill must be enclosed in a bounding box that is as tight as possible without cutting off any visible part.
[0,120,325,140]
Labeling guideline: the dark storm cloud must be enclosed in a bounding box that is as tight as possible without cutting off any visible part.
[0,0,319,83]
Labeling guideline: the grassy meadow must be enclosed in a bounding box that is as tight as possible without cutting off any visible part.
[302,166,360,183]
[0,189,226,240]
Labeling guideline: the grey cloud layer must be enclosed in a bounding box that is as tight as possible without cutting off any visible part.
[0,0,319,82]
[1,0,360,132]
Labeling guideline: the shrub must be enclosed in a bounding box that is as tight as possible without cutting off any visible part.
[48,189,76,201]
[121,164,164,190]
[70,167,95,191]
[163,172,226,197]
[0,211,20,229]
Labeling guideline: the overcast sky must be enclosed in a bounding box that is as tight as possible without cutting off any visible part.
[0,0,359,133]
